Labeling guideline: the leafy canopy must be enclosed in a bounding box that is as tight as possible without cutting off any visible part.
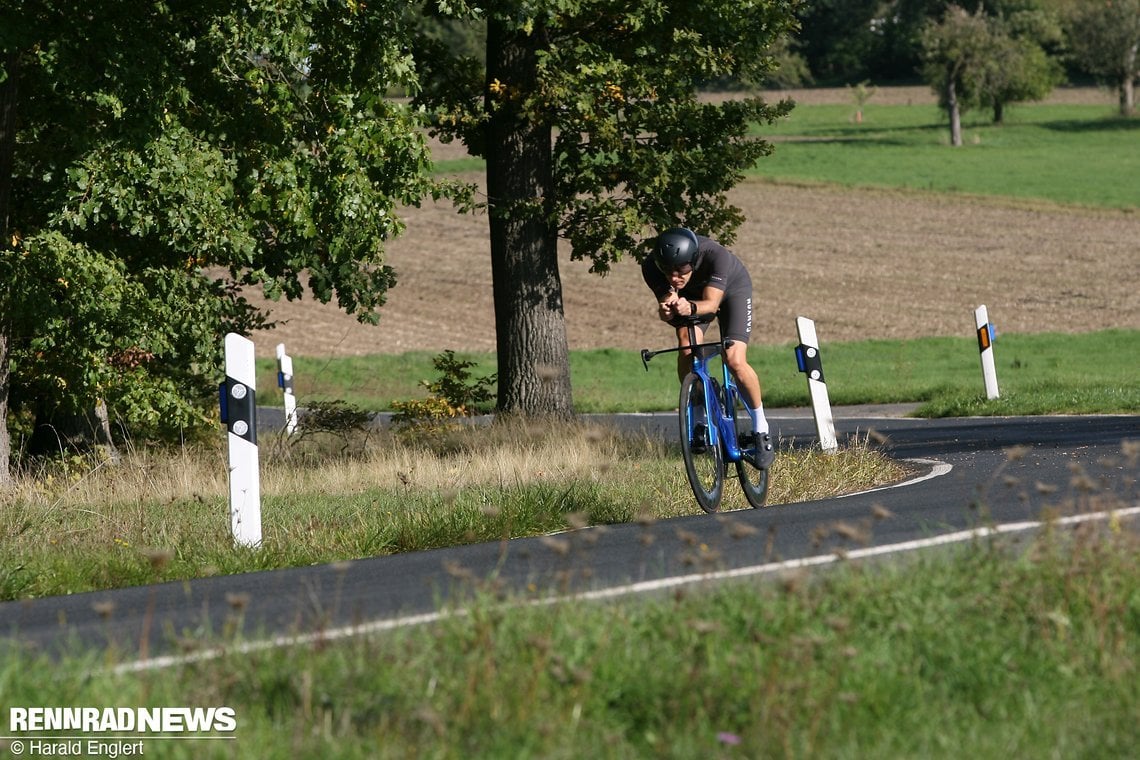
[414,0,801,271]
[1,1,464,443]
[921,3,1062,120]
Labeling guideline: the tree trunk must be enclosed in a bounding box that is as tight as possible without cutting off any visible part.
[0,330,9,486]
[0,51,20,485]
[1121,43,1138,117]
[947,78,963,147]
[26,401,120,461]
[484,20,574,418]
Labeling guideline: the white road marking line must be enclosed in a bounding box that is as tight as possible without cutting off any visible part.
[835,457,953,498]
[111,503,1140,675]
[576,505,1140,603]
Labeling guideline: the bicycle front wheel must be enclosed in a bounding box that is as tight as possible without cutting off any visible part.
[679,372,725,513]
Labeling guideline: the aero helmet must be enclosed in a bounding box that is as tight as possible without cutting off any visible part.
[653,227,699,272]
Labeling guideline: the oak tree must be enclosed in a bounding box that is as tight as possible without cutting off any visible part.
[415,0,800,416]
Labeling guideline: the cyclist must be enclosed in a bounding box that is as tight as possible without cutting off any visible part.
[641,226,775,469]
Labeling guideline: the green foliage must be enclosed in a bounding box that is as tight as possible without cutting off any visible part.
[793,0,1069,84]
[389,395,468,435]
[795,0,886,82]
[421,349,497,413]
[0,1,468,464]
[290,399,376,455]
[982,9,1066,121]
[414,0,802,272]
[920,4,1063,127]
[390,350,496,433]
[2,232,255,443]
[1064,0,1140,115]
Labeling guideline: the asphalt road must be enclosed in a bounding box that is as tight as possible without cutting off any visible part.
[3,408,1137,668]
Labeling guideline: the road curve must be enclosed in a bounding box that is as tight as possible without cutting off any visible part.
[3,410,1137,667]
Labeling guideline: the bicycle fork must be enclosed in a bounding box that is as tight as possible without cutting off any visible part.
[692,376,747,464]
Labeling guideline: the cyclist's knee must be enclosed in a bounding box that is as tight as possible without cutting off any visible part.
[725,347,750,372]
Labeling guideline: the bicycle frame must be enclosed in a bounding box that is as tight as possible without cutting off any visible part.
[643,316,769,512]
[641,322,746,464]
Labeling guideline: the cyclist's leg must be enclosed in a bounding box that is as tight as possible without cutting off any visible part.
[724,341,762,415]
[719,290,774,468]
[724,341,774,468]
[720,283,775,469]
[673,323,704,383]
[717,288,764,417]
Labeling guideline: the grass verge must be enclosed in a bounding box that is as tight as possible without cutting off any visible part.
[0,421,904,600]
[3,512,1136,758]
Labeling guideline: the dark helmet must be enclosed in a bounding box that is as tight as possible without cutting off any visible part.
[653,227,700,272]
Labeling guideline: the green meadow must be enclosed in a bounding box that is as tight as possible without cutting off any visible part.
[258,328,1140,417]
[750,102,1140,208]
[434,99,1140,209]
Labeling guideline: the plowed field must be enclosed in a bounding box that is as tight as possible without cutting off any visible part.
[245,87,1139,357]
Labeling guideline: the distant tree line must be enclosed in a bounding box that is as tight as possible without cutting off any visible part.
[794,0,1139,122]
[417,1,1139,121]
[628,0,1140,140]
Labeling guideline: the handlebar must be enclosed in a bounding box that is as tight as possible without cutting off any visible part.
[641,336,736,371]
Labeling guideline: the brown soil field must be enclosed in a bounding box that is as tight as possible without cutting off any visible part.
[245,87,1139,358]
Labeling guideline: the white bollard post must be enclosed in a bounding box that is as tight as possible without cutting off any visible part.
[795,316,838,453]
[974,305,1000,400]
[222,333,262,548]
[276,343,298,436]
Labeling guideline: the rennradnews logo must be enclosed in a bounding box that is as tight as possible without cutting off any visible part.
[10,707,236,733]
[4,707,236,757]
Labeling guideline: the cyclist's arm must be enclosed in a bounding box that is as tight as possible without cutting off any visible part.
[656,288,680,321]
[643,259,680,320]
[675,284,725,318]
[674,244,732,317]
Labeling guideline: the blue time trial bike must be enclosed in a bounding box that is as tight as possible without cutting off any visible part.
[641,316,770,513]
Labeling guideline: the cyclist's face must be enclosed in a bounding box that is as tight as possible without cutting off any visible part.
[665,265,692,288]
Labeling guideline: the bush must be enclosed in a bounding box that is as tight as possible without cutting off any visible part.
[391,351,495,434]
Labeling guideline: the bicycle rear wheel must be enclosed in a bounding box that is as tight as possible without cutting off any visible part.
[733,393,769,508]
[679,372,724,513]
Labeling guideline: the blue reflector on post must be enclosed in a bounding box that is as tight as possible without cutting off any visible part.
[219,382,229,423]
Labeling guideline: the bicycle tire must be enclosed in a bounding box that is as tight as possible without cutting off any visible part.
[679,372,724,513]
[732,392,769,508]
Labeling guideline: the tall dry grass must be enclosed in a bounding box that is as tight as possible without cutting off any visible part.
[0,420,905,599]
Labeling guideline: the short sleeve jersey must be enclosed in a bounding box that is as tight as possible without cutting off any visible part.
[641,236,749,303]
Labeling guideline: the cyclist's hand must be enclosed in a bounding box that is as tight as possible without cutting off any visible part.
[658,301,675,321]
